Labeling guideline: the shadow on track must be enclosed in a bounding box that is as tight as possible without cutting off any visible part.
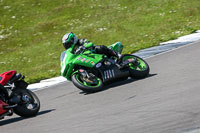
[0,109,55,126]
[80,73,157,95]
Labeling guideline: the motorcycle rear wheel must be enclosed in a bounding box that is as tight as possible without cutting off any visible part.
[13,89,40,117]
[72,73,103,93]
[121,54,150,79]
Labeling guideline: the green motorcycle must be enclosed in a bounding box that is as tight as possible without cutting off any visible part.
[61,42,149,93]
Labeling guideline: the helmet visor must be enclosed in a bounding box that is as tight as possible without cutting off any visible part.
[63,38,74,49]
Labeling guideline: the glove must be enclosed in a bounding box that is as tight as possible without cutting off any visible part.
[75,46,86,54]
[79,39,90,45]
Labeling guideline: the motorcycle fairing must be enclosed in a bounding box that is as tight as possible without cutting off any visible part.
[0,70,16,86]
[73,54,103,68]
[0,100,8,115]
[61,48,103,80]
[98,64,129,84]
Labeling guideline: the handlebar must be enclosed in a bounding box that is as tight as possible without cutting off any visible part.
[74,46,87,54]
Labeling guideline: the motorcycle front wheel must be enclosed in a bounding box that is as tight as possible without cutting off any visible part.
[72,73,104,93]
[121,54,150,79]
[13,89,40,117]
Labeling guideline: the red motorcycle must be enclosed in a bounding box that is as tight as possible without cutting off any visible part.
[0,70,40,119]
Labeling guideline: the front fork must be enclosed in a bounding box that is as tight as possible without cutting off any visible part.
[78,69,97,84]
[119,58,139,69]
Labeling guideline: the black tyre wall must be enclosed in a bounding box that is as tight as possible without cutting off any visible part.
[121,54,150,79]
[13,89,40,117]
[71,74,104,93]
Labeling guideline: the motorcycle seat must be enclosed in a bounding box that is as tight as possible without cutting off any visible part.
[9,73,22,83]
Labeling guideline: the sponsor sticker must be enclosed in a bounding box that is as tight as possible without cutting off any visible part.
[128,59,134,62]
[79,69,84,72]
[112,69,115,77]
[107,71,109,78]
[96,63,102,68]
[109,70,112,78]
[81,58,86,62]
[85,59,90,63]
[90,61,95,66]
[104,71,107,79]
[76,57,82,61]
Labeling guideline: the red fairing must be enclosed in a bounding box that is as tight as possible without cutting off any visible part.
[0,100,8,115]
[0,70,16,86]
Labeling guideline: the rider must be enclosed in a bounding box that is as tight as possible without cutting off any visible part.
[61,32,119,58]
[60,32,123,79]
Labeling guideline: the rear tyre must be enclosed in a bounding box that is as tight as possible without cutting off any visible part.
[72,73,104,93]
[121,54,150,79]
[13,89,40,117]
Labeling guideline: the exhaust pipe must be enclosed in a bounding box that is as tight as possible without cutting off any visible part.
[3,104,17,109]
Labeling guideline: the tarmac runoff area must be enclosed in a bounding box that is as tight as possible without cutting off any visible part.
[28,30,200,91]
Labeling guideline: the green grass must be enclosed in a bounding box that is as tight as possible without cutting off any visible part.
[0,0,200,83]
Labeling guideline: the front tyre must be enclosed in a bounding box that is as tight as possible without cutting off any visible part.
[121,54,150,79]
[13,89,40,117]
[72,74,103,93]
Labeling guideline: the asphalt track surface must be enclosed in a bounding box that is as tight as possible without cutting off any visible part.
[1,41,200,133]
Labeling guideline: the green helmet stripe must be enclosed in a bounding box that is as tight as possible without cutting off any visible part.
[67,33,74,42]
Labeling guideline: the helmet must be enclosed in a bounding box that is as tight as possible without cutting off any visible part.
[62,32,78,50]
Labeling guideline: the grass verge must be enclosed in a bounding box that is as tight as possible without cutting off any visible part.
[0,0,200,83]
